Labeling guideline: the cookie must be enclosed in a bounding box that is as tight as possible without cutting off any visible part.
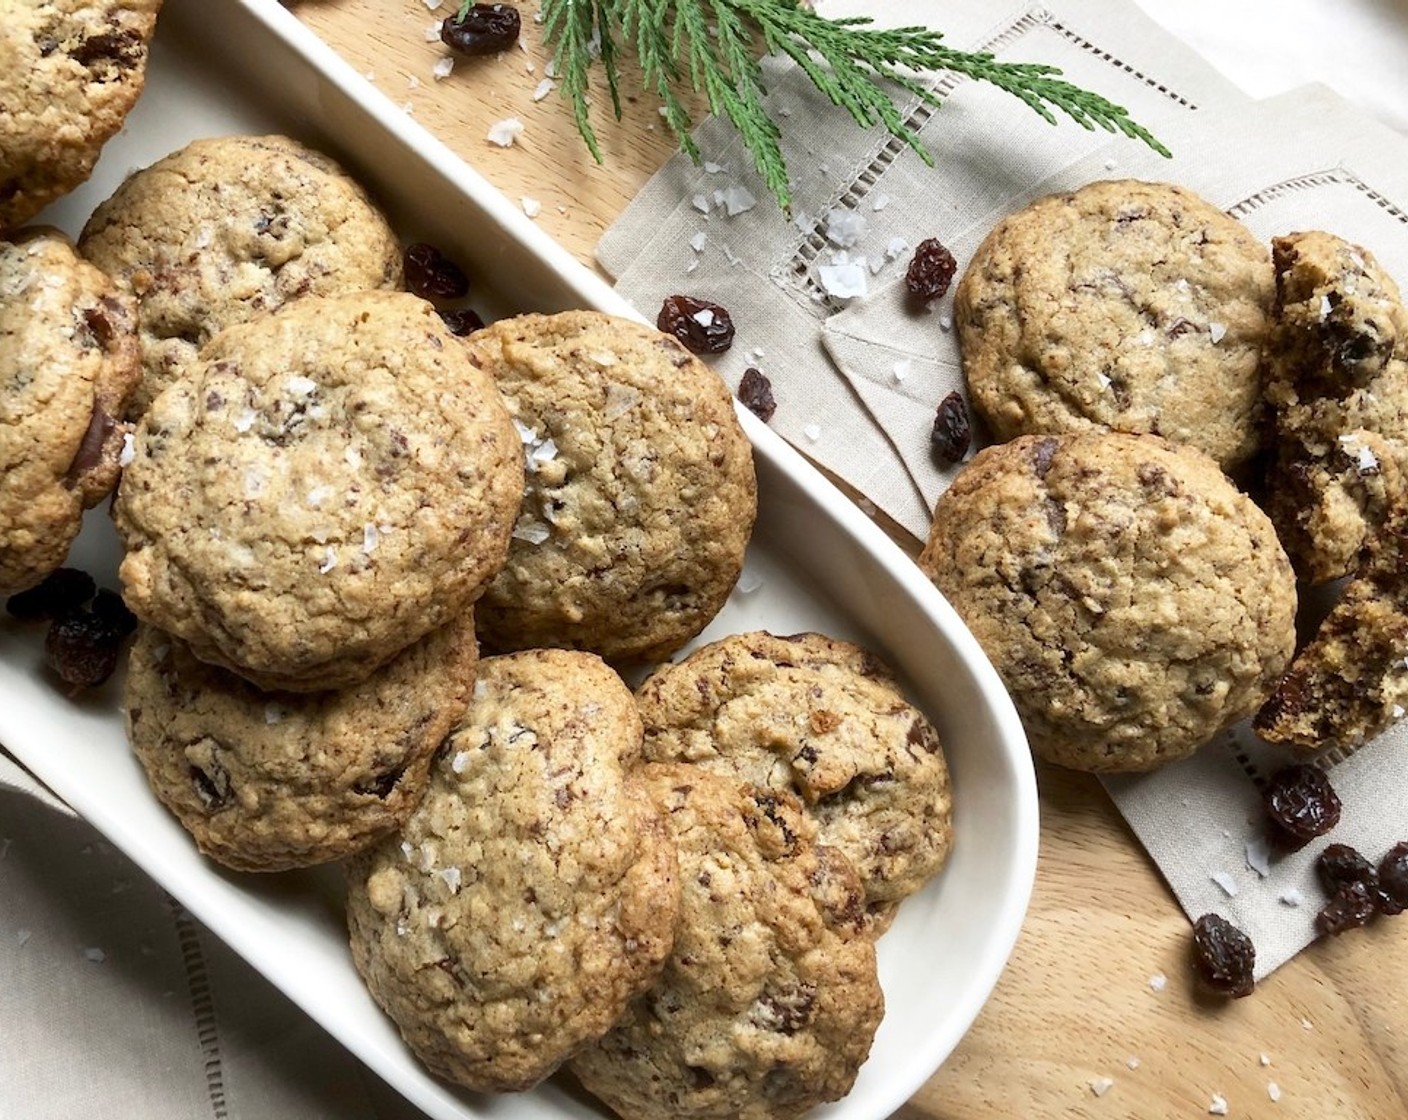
[0,0,162,232]
[114,290,523,692]
[80,134,404,418]
[1255,496,1408,752]
[635,630,953,923]
[125,611,477,872]
[919,432,1297,772]
[1,228,139,594]
[1261,231,1408,583]
[569,763,883,1120]
[956,179,1273,470]
[345,649,678,1093]
[460,311,756,664]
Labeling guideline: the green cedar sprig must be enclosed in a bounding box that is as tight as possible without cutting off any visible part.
[458,0,1170,212]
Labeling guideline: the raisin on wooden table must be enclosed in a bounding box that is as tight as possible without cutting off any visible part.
[1316,880,1379,936]
[1191,912,1256,998]
[440,3,521,55]
[1380,841,1408,911]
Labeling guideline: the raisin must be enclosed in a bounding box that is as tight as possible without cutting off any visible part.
[6,568,96,621]
[440,4,521,56]
[657,294,735,355]
[1316,880,1378,936]
[1263,763,1341,851]
[738,367,776,422]
[905,238,958,305]
[403,242,470,300]
[1316,842,1377,895]
[1191,912,1256,998]
[437,306,485,336]
[45,609,127,692]
[931,391,971,465]
[1380,841,1408,910]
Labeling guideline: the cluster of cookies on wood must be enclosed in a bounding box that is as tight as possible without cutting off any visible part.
[1,20,957,1105]
[920,178,1408,771]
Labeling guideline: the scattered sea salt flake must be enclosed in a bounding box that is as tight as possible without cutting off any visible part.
[1148,972,1167,992]
[692,193,712,214]
[286,375,317,397]
[939,315,953,331]
[1209,321,1227,344]
[803,423,822,442]
[1268,1081,1282,1102]
[119,432,135,467]
[532,78,554,101]
[512,520,551,544]
[400,840,415,861]
[264,703,284,725]
[686,260,699,273]
[1260,1054,1272,1067]
[1104,157,1118,171]
[721,185,756,216]
[817,262,867,300]
[1211,870,1239,897]
[83,947,106,963]
[362,523,380,554]
[432,55,454,79]
[703,161,725,174]
[1245,837,1272,878]
[690,231,707,253]
[423,0,441,9]
[872,192,891,212]
[407,75,421,90]
[792,209,813,233]
[1394,704,1405,719]
[1126,1056,1141,1070]
[604,383,640,419]
[1320,294,1333,320]
[451,750,471,774]
[1097,372,1113,389]
[735,568,764,594]
[692,308,715,329]
[486,117,524,147]
[1175,278,1190,292]
[521,196,542,218]
[869,256,887,275]
[893,359,912,383]
[306,485,332,508]
[1301,1018,1313,1031]
[1137,328,1154,346]
[17,929,31,947]
[401,101,414,115]
[425,21,443,42]
[885,236,909,261]
[529,438,558,465]
[319,547,338,574]
[824,207,868,248]
[438,867,462,893]
[1209,1093,1228,1115]
[1089,1077,1114,1097]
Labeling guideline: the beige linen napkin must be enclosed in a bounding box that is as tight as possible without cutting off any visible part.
[597,0,1247,534]
[0,755,421,1120]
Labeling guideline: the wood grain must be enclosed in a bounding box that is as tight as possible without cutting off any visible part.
[291,4,1408,1116]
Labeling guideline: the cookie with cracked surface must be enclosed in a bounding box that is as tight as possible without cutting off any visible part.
[114,290,523,692]
[80,133,403,419]
[1255,496,1408,752]
[919,432,1297,772]
[1,228,139,594]
[125,611,477,872]
[345,649,678,1093]
[569,763,883,1120]
[0,0,162,232]
[635,630,953,925]
[956,179,1272,470]
[460,310,756,664]
[1261,231,1408,583]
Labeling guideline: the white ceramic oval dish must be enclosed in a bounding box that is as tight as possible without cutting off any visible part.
[0,1,1039,1117]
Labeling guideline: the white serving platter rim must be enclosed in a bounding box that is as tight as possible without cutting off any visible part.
[0,1,1040,1117]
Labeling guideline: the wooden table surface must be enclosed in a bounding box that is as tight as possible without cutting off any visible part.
[290,4,1408,1116]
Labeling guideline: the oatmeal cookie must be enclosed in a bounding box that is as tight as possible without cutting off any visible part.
[0,228,139,594]
[80,134,403,418]
[125,611,477,872]
[1261,231,1408,583]
[1255,495,1408,752]
[114,291,522,692]
[461,311,756,664]
[956,179,1273,470]
[920,432,1296,772]
[636,630,953,923]
[345,650,678,1093]
[569,763,883,1120]
[0,0,162,231]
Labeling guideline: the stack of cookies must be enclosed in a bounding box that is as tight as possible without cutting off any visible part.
[922,176,1408,770]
